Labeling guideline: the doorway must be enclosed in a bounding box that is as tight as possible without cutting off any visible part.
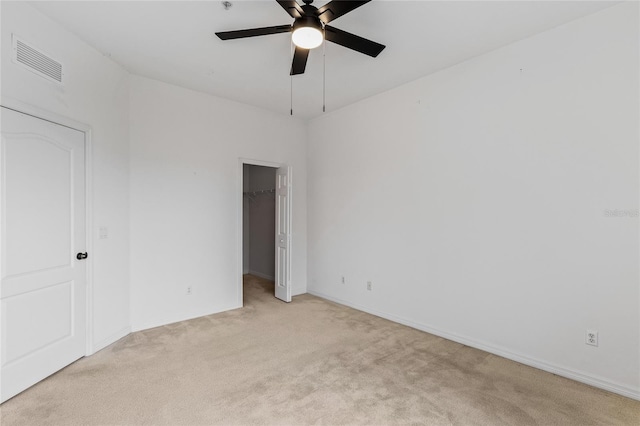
[243,164,276,279]
[239,159,291,304]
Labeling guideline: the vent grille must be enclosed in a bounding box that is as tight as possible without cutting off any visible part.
[13,36,63,83]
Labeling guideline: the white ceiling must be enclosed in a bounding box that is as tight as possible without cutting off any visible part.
[30,0,616,119]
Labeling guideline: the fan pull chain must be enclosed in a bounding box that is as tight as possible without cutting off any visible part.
[322,28,326,113]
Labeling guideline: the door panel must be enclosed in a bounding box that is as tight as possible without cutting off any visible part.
[4,134,72,277]
[1,107,86,403]
[274,167,291,302]
[3,281,73,364]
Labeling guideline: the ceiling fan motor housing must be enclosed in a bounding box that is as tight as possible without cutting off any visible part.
[293,15,323,33]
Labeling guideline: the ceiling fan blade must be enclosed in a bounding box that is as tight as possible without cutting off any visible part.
[290,46,310,75]
[276,0,304,19]
[216,25,291,40]
[324,25,385,57]
[315,0,371,24]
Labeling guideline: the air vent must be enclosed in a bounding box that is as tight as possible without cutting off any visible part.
[12,35,63,84]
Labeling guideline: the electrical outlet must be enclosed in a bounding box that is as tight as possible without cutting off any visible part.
[586,330,598,347]
[341,276,345,284]
[186,286,192,295]
[367,281,372,291]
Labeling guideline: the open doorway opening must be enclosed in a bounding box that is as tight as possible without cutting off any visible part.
[243,164,276,301]
[240,160,292,305]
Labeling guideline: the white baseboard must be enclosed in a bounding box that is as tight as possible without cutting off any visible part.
[292,288,306,297]
[248,269,275,281]
[308,289,640,401]
[90,325,131,355]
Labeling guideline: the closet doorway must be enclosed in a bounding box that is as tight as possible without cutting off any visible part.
[239,160,291,304]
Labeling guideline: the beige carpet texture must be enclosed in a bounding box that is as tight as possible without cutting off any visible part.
[1,275,638,425]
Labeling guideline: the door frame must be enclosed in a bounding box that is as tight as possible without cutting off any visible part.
[0,96,95,356]
[237,158,292,306]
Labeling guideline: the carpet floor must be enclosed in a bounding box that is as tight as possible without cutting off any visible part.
[1,274,638,425]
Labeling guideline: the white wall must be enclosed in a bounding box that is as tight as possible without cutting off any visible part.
[247,166,277,279]
[129,76,307,331]
[307,3,639,399]
[1,2,131,352]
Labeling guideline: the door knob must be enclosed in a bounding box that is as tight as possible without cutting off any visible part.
[76,252,88,260]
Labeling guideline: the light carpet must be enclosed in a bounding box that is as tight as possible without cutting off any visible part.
[1,275,638,425]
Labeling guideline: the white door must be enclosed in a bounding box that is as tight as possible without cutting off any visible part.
[0,107,87,403]
[274,166,292,302]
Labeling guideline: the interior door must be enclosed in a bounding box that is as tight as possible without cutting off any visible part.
[274,166,292,302]
[1,107,87,403]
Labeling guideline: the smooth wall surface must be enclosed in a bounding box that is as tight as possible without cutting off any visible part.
[307,3,639,398]
[1,2,131,352]
[129,76,307,331]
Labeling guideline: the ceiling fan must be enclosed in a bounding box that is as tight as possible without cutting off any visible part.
[215,0,385,75]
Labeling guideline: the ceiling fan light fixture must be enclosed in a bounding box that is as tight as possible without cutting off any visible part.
[292,18,323,49]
